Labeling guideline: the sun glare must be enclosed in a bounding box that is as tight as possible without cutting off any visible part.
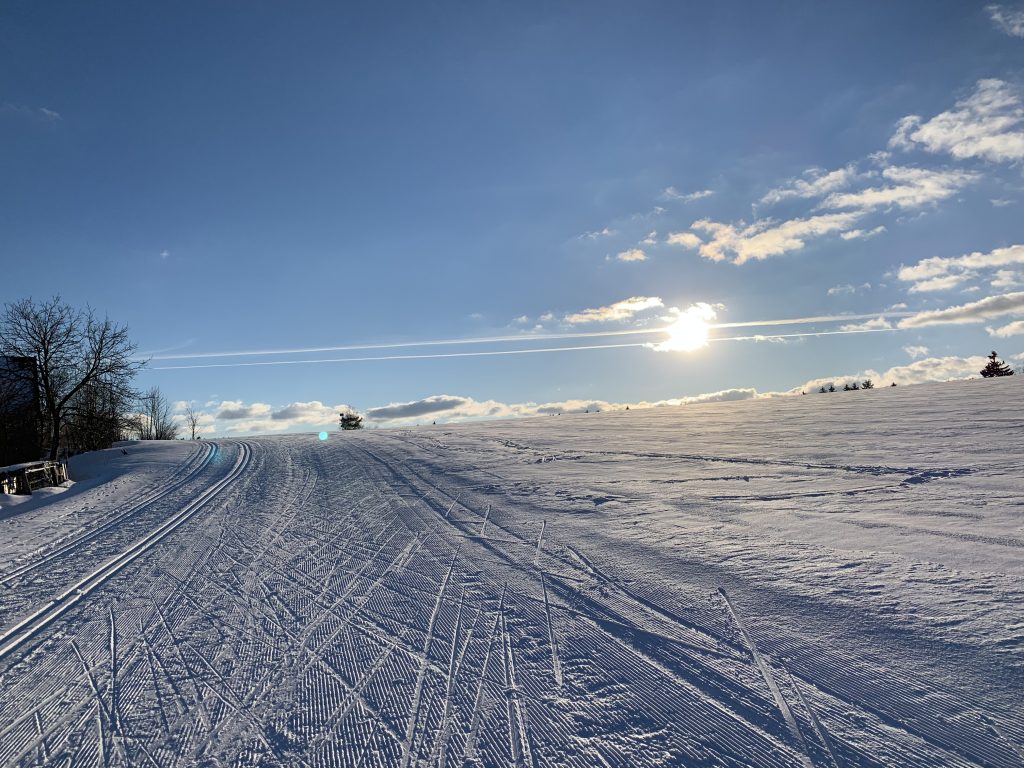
[654,303,716,352]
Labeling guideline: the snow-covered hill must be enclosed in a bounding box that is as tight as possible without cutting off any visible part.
[0,377,1021,766]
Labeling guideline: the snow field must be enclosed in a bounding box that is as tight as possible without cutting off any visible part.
[0,377,1021,765]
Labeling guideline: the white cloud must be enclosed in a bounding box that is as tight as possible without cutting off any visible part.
[992,269,1024,288]
[192,399,356,435]
[363,388,760,426]
[616,248,647,262]
[987,319,1024,336]
[987,4,1024,37]
[691,212,864,264]
[213,400,273,420]
[827,282,872,296]
[564,296,665,324]
[889,79,1024,163]
[991,198,1015,207]
[760,164,862,205]
[822,166,978,211]
[908,273,974,293]
[798,355,991,391]
[1,103,61,122]
[839,316,892,331]
[579,227,616,240]
[641,230,658,245]
[661,187,714,202]
[665,231,702,249]
[827,284,857,296]
[898,291,1024,327]
[840,225,887,240]
[898,243,1024,292]
[903,345,930,359]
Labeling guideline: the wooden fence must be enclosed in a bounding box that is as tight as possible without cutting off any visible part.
[0,461,69,496]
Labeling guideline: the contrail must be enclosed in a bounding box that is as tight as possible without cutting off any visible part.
[154,343,649,369]
[711,311,912,329]
[154,327,898,370]
[148,311,911,361]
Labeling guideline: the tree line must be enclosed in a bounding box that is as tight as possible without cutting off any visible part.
[0,296,183,461]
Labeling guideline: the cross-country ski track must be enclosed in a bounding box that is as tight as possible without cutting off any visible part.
[0,377,1021,766]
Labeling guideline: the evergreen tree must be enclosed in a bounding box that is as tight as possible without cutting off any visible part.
[891,382,897,387]
[827,383,836,392]
[980,351,1014,378]
[819,386,826,393]
[339,411,364,430]
[843,383,851,391]
[861,379,874,389]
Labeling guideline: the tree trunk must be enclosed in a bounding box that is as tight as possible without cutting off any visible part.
[48,417,60,461]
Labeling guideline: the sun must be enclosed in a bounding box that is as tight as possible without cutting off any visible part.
[656,304,715,352]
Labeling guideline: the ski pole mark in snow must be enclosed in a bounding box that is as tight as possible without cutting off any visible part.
[719,587,812,768]
[539,573,563,689]
[533,519,546,566]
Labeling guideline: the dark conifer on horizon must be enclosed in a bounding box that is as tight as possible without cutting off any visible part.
[339,411,364,430]
[980,351,1014,378]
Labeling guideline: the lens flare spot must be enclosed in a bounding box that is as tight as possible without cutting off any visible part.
[318,431,329,441]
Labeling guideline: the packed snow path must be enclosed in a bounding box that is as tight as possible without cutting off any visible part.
[0,378,1021,766]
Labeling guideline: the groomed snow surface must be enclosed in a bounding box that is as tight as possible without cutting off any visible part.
[0,378,1021,767]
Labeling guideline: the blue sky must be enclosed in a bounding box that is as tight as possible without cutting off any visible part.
[2,1,1023,434]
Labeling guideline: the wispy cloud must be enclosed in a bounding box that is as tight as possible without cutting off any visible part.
[1,103,62,123]
[840,225,887,241]
[827,282,871,296]
[616,248,647,262]
[691,211,864,264]
[903,345,930,359]
[822,166,978,211]
[564,296,664,324]
[987,319,1024,336]
[898,290,1024,327]
[897,243,1024,292]
[578,227,616,240]
[665,231,702,249]
[661,186,714,202]
[760,164,862,205]
[987,4,1024,37]
[839,316,892,331]
[889,79,1024,163]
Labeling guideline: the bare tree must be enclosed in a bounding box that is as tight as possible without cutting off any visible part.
[134,387,178,440]
[183,403,201,440]
[0,296,145,460]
